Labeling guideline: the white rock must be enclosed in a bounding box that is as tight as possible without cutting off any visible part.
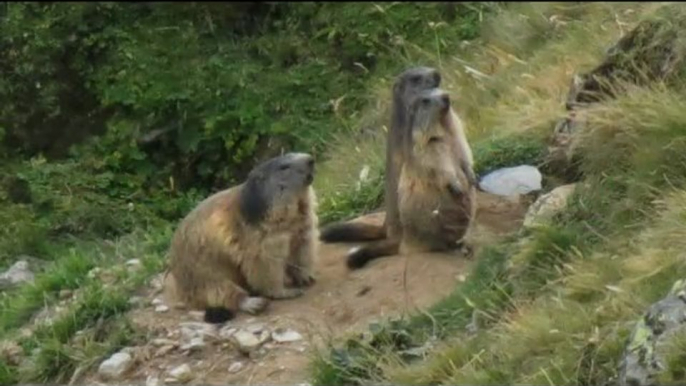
[179,322,217,341]
[228,361,244,373]
[479,165,542,196]
[244,323,267,334]
[168,363,192,383]
[151,298,164,306]
[98,352,133,380]
[155,345,176,357]
[219,326,237,340]
[126,259,142,268]
[152,338,178,347]
[180,336,205,352]
[271,328,303,343]
[523,183,577,229]
[0,260,35,290]
[146,375,162,386]
[232,329,270,353]
[155,305,170,313]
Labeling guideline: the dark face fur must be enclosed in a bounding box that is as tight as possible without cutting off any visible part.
[239,152,315,224]
[409,88,451,145]
[394,67,442,104]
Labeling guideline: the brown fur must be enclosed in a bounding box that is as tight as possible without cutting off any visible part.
[319,67,442,269]
[340,89,477,266]
[398,94,476,254]
[163,154,318,322]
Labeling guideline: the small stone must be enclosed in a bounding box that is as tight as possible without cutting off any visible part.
[151,298,164,306]
[228,361,244,373]
[155,305,170,313]
[0,341,23,366]
[179,322,217,340]
[233,329,270,353]
[271,328,303,343]
[152,338,178,347]
[146,375,162,386]
[128,296,144,306]
[456,274,467,283]
[523,184,577,229]
[98,352,133,380]
[58,289,73,300]
[126,259,142,267]
[168,363,192,383]
[180,336,205,352]
[219,326,237,340]
[244,323,267,334]
[0,260,35,290]
[155,345,176,357]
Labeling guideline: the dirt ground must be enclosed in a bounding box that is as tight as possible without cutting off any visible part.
[82,191,528,386]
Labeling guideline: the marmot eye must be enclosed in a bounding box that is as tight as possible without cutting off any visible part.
[428,136,442,143]
[279,164,290,171]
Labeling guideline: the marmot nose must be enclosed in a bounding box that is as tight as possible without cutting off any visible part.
[440,94,450,109]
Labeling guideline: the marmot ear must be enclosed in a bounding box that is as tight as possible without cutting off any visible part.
[239,177,268,225]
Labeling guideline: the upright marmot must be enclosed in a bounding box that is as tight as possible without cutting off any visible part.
[319,66,443,268]
[163,153,319,324]
[397,88,477,254]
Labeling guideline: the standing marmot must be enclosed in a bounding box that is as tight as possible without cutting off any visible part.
[319,66,442,268]
[397,88,477,254]
[163,153,319,324]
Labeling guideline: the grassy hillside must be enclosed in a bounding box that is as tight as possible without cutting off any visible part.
[311,2,686,385]
[3,2,686,385]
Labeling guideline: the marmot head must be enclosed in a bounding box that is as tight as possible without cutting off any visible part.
[407,89,453,164]
[239,152,316,224]
[393,67,441,109]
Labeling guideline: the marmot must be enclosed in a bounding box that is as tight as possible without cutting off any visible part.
[397,88,477,253]
[163,153,319,324]
[319,66,442,268]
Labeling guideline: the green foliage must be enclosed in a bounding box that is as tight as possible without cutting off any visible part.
[0,2,489,191]
[472,131,549,176]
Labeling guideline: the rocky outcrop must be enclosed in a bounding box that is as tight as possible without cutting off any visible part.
[619,279,686,386]
[522,184,577,229]
[547,5,686,176]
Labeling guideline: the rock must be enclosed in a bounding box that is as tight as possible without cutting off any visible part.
[0,340,23,366]
[0,260,35,290]
[128,296,144,306]
[152,338,178,347]
[522,184,577,229]
[126,259,142,271]
[151,298,164,306]
[155,345,176,358]
[271,328,303,343]
[619,279,686,385]
[228,361,244,373]
[232,329,271,354]
[168,363,192,383]
[180,336,205,352]
[478,165,542,197]
[98,352,133,380]
[155,305,169,313]
[219,325,237,340]
[146,375,162,386]
[179,322,217,340]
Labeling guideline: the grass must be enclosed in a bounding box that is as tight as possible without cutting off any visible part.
[310,2,686,385]
[2,2,686,385]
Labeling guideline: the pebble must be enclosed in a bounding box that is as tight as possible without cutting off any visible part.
[98,352,133,380]
[168,363,192,383]
[228,361,244,373]
[271,328,303,343]
[155,305,170,313]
